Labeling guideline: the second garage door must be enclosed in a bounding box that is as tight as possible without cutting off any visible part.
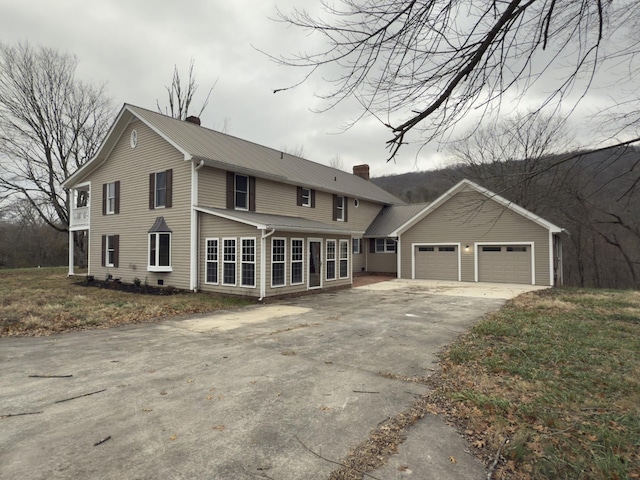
[478,245,532,284]
[415,245,459,281]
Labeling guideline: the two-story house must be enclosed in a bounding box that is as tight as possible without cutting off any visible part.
[63,104,564,298]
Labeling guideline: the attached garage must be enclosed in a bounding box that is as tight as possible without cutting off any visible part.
[477,244,533,284]
[413,244,460,281]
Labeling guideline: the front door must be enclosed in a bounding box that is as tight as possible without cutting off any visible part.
[308,240,322,289]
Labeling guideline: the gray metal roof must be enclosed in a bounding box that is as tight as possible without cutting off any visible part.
[365,203,430,237]
[195,206,364,235]
[125,105,403,205]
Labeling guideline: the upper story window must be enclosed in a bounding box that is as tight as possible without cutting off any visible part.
[149,169,173,209]
[297,187,315,208]
[235,174,249,210]
[102,181,120,215]
[333,195,348,222]
[226,172,255,211]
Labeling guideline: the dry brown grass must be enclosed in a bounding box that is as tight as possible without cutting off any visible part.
[0,267,252,336]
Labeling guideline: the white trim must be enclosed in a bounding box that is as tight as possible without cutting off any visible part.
[290,238,305,286]
[260,229,276,299]
[240,237,257,288]
[204,237,219,285]
[338,239,349,279]
[397,235,401,279]
[307,238,323,290]
[391,179,562,236]
[411,243,461,281]
[474,242,535,285]
[326,239,337,281]
[147,232,172,272]
[222,237,237,286]
[271,237,287,288]
[190,162,198,290]
[548,232,555,287]
[68,230,74,276]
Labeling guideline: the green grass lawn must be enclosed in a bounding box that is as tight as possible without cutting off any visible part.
[0,267,252,336]
[430,288,640,479]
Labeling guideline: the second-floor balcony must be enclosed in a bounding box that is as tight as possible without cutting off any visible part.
[71,206,90,229]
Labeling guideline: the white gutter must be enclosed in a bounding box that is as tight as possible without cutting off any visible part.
[190,160,205,291]
[259,228,276,300]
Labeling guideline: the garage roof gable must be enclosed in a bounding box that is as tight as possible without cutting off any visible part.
[391,179,563,236]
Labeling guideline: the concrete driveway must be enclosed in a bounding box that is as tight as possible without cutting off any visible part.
[0,280,546,480]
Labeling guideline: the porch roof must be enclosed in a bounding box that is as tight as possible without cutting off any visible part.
[195,206,364,236]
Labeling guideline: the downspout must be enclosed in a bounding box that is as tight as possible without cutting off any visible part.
[259,228,276,301]
[190,160,205,292]
[396,235,401,279]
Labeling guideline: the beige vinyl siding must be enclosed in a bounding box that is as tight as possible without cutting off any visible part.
[197,166,227,207]
[367,251,398,273]
[400,189,552,285]
[198,214,261,297]
[88,119,192,289]
[352,244,366,274]
[197,169,384,231]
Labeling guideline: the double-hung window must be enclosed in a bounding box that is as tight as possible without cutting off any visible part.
[235,174,249,210]
[149,169,172,209]
[335,196,344,221]
[339,240,349,279]
[205,239,218,284]
[102,235,119,268]
[223,238,237,286]
[375,238,396,253]
[326,240,336,280]
[352,238,361,254]
[241,238,256,287]
[291,239,304,285]
[272,238,286,287]
[103,181,120,215]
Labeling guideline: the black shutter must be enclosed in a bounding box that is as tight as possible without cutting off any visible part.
[369,238,376,253]
[113,235,119,267]
[297,186,303,206]
[344,197,349,222]
[102,183,107,215]
[311,189,316,208]
[332,195,338,221]
[101,235,106,266]
[249,176,256,211]
[165,169,173,208]
[226,172,234,209]
[149,173,155,209]
[114,181,120,214]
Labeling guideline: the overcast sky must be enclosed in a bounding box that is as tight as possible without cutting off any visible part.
[0,1,636,177]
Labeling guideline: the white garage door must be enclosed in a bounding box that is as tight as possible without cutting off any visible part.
[414,245,458,281]
[478,245,532,284]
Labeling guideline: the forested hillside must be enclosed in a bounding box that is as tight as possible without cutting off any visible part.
[373,147,640,289]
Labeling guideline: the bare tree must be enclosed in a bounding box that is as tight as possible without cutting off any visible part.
[0,42,114,233]
[446,110,575,210]
[157,59,216,120]
[273,1,640,158]
[329,154,345,171]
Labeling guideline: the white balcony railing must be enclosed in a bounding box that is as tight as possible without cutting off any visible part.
[71,206,90,229]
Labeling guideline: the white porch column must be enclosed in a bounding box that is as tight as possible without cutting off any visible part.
[68,230,75,276]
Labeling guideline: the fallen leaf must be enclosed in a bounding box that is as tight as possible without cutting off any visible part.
[143,408,153,412]
[319,405,331,412]
[187,379,194,383]
[449,456,457,464]
[213,425,225,431]
[207,395,214,400]
[473,439,485,448]
[169,435,176,441]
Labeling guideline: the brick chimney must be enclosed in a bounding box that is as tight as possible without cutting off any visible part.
[185,115,201,125]
[353,164,370,180]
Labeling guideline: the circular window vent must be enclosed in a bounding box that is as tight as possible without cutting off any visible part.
[130,130,138,148]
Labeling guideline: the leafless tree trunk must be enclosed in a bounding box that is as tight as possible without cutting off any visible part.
[157,59,216,120]
[0,42,114,233]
